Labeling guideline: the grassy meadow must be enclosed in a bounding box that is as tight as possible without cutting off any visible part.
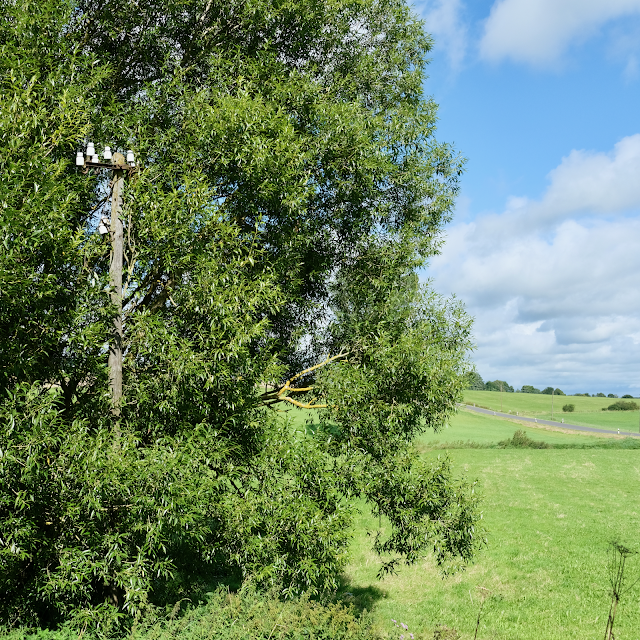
[336,408,640,639]
[464,390,640,432]
[416,408,611,448]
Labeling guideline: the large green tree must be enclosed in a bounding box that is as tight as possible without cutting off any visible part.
[0,0,482,629]
[466,371,486,391]
[485,380,513,393]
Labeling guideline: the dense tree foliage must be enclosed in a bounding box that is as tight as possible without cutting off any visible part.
[465,371,485,390]
[541,387,564,395]
[520,385,541,394]
[606,400,639,411]
[485,380,513,393]
[0,0,483,630]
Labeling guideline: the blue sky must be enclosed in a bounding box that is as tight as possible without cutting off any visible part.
[415,0,640,395]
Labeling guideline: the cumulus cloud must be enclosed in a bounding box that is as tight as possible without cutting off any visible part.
[480,0,640,65]
[537,134,640,216]
[464,134,640,242]
[429,135,640,393]
[414,0,468,68]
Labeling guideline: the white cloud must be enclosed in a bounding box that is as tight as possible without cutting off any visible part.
[429,135,640,394]
[415,0,468,68]
[537,134,640,216]
[473,134,640,238]
[480,0,640,65]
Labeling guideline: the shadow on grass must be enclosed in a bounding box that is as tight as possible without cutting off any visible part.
[335,581,387,615]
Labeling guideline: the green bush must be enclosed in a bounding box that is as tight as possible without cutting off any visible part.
[0,384,356,631]
[498,430,550,449]
[562,404,575,412]
[2,584,379,640]
[608,394,618,398]
[622,394,634,399]
[606,400,639,411]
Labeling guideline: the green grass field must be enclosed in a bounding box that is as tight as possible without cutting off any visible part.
[246,406,640,638]
[339,409,640,640]
[464,390,640,432]
[417,408,604,447]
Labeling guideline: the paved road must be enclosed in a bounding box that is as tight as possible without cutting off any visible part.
[463,404,640,438]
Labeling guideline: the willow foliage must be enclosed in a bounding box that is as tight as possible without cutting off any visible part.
[0,0,483,630]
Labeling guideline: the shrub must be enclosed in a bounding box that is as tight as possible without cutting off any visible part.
[606,400,639,411]
[562,404,575,412]
[554,388,566,396]
[498,430,550,449]
[622,394,634,399]
[3,584,379,640]
[1,385,364,630]
[596,393,606,397]
[137,585,378,640]
[608,394,618,398]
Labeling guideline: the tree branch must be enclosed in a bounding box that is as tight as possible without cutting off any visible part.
[261,351,348,410]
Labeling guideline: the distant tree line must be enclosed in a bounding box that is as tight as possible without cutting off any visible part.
[465,373,513,392]
[519,385,565,395]
[466,374,563,395]
[574,393,635,398]
[466,375,637,398]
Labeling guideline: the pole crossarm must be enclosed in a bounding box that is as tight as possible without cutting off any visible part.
[261,351,349,410]
[83,161,135,172]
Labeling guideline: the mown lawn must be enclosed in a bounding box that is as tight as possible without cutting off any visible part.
[464,390,640,433]
[417,408,608,447]
[340,410,640,640]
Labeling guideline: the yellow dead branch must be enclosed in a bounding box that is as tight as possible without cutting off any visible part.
[261,351,348,410]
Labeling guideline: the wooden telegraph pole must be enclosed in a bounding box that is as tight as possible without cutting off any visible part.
[78,144,135,416]
[108,153,125,416]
